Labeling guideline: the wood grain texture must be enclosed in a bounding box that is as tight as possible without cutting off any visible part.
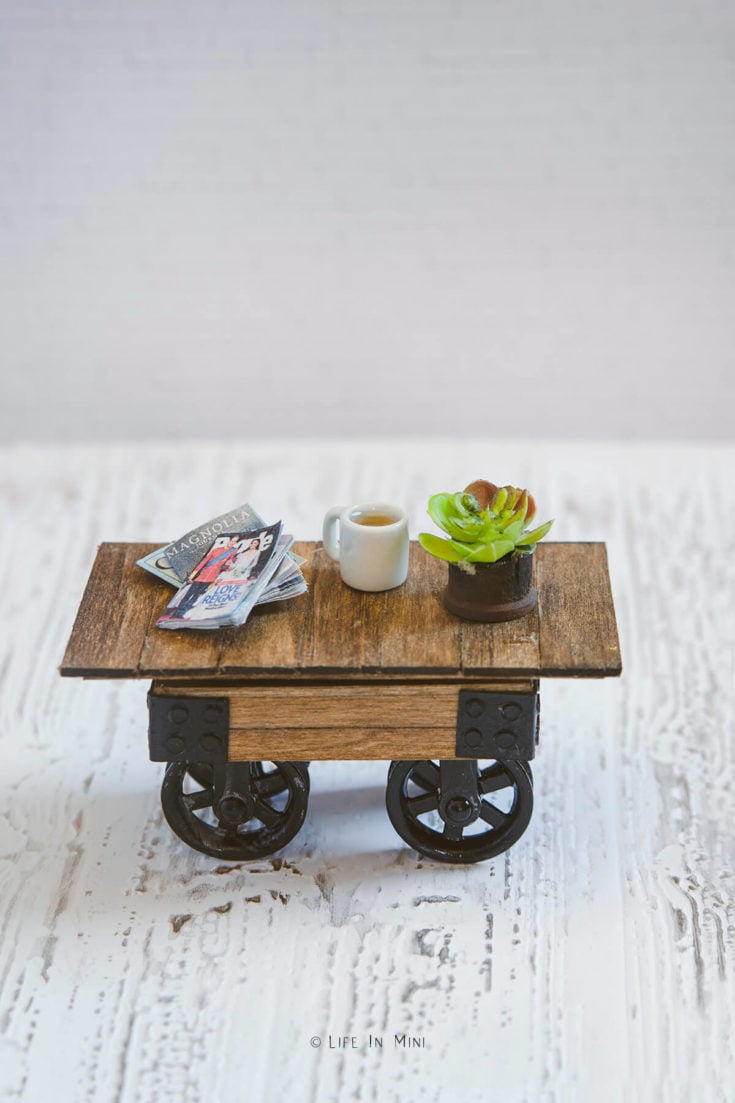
[219,541,316,673]
[377,543,460,672]
[461,601,541,675]
[153,679,531,741]
[298,546,386,672]
[3,440,733,1103]
[536,542,622,675]
[228,727,459,760]
[60,542,162,677]
[60,541,620,680]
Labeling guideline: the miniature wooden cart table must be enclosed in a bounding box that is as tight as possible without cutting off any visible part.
[61,541,621,864]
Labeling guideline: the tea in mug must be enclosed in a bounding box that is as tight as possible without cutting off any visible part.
[353,512,398,527]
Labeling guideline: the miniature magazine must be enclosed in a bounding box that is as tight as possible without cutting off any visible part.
[137,503,307,606]
[156,522,292,630]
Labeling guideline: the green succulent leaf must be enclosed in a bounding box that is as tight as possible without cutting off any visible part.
[457,492,483,515]
[520,519,554,546]
[447,538,478,558]
[427,495,468,539]
[507,495,529,528]
[427,493,487,541]
[466,539,515,563]
[477,514,504,540]
[418,532,467,562]
[506,486,521,511]
[491,487,508,513]
[426,492,451,525]
[500,519,524,544]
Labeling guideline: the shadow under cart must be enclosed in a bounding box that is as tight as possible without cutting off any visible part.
[61,540,621,865]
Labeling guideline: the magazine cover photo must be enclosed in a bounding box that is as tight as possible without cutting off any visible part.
[156,522,287,629]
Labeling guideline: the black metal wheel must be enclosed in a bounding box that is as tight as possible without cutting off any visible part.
[385,758,533,864]
[161,761,310,860]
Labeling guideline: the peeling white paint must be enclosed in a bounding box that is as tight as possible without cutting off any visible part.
[0,440,733,1103]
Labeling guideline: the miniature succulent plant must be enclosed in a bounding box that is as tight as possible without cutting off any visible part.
[418,480,553,567]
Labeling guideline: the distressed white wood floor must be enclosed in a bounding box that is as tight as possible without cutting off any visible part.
[0,440,733,1103]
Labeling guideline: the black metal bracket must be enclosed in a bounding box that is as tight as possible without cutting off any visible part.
[455,688,539,761]
[148,692,230,764]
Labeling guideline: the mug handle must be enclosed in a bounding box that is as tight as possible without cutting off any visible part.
[322,506,346,560]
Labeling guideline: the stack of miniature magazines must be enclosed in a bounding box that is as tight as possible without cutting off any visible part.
[137,503,307,631]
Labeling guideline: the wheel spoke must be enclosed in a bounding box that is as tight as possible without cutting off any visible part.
[251,763,287,797]
[479,800,508,828]
[442,821,464,841]
[407,791,439,816]
[184,788,213,812]
[412,762,440,791]
[253,799,283,829]
[479,764,513,794]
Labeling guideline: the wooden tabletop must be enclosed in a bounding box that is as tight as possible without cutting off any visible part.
[60,541,621,680]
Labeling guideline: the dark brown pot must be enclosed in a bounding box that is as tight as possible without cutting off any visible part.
[443,551,536,622]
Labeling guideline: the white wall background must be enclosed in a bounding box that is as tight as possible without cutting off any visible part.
[1,0,733,443]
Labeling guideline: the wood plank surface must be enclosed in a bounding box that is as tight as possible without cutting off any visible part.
[297,546,386,671]
[218,540,315,673]
[201,685,465,730]
[228,727,459,760]
[137,602,228,677]
[60,543,161,676]
[377,543,461,672]
[460,600,541,675]
[537,543,622,675]
[151,679,536,730]
[60,541,621,679]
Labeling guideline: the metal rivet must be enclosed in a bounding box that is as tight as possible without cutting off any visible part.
[169,706,189,724]
[500,702,522,721]
[204,705,223,722]
[463,728,482,748]
[465,698,485,719]
[200,732,221,753]
[497,731,516,750]
[165,733,185,753]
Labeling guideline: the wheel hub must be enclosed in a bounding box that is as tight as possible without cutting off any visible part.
[215,793,252,826]
[441,792,480,825]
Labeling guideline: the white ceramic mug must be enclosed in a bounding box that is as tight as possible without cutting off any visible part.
[322,502,409,592]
